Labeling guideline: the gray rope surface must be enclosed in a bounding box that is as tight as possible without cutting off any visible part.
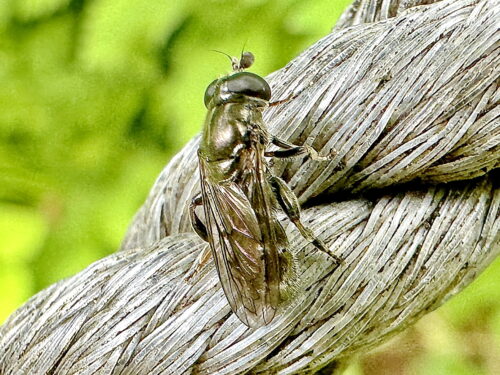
[1,0,498,374]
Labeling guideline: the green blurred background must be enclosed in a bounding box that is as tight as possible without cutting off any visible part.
[0,0,498,373]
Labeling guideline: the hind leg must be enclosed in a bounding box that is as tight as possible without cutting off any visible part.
[269,176,343,265]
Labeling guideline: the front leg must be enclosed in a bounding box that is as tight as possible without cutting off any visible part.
[264,136,334,161]
[269,176,343,265]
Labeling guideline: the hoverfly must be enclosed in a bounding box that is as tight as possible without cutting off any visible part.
[190,51,343,327]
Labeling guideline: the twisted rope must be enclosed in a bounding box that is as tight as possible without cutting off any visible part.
[1,0,498,374]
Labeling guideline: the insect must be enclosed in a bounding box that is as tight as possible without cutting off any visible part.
[189,51,343,327]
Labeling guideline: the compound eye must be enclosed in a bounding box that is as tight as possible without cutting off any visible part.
[204,79,218,108]
[225,72,271,101]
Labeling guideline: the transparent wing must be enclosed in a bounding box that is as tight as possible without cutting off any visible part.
[199,157,282,327]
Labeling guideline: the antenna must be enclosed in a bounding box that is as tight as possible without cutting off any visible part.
[211,49,240,71]
[210,49,233,64]
[210,49,254,71]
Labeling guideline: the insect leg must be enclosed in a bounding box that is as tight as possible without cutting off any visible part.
[190,194,209,242]
[264,146,307,158]
[185,244,212,283]
[265,136,335,161]
[269,176,343,264]
[186,194,213,282]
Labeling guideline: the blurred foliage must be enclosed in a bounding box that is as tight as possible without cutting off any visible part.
[0,0,351,321]
[0,0,498,374]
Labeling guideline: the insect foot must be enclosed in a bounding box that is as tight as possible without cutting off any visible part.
[305,145,333,162]
[311,237,344,265]
[292,218,344,265]
[184,246,211,284]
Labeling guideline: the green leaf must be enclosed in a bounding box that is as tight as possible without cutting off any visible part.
[13,0,72,22]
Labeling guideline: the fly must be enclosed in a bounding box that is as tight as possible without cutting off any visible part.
[190,51,343,328]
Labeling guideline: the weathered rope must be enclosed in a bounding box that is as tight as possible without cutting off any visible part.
[1,0,498,374]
